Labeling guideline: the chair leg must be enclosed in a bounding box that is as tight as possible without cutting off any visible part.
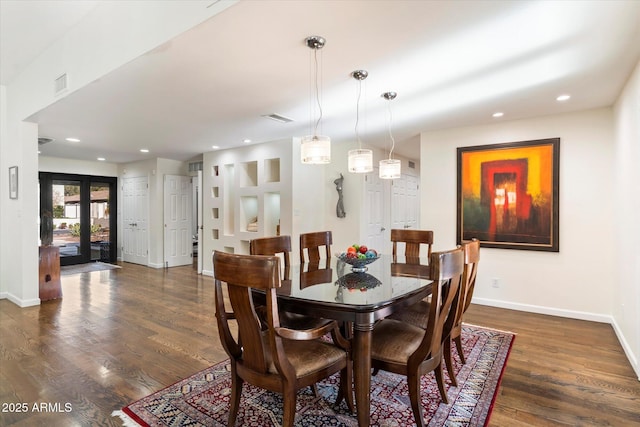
[282,387,297,427]
[335,365,354,413]
[444,339,457,387]
[228,373,243,426]
[434,361,449,405]
[310,384,319,396]
[454,335,466,364]
[407,373,426,427]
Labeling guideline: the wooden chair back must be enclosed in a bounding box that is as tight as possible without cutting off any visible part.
[457,239,480,325]
[213,251,282,374]
[250,235,292,280]
[443,238,481,371]
[391,229,434,260]
[299,231,332,263]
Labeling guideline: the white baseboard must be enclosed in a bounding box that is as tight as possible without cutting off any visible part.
[472,297,613,324]
[202,269,213,277]
[4,292,40,307]
[473,297,640,380]
[610,317,640,381]
[0,292,7,299]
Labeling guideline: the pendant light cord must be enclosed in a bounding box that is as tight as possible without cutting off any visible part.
[387,99,395,160]
[313,48,323,137]
[355,78,362,148]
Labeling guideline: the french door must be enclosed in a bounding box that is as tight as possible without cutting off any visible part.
[39,172,117,266]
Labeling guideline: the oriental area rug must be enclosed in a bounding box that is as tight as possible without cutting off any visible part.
[114,325,514,427]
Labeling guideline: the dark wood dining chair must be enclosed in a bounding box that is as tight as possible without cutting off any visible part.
[370,247,464,427]
[391,229,434,261]
[444,239,480,376]
[389,239,480,387]
[300,231,332,263]
[213,251,353,427]
[250,235,331,331]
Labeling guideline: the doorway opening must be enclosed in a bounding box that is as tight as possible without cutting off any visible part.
[39,172,117,266]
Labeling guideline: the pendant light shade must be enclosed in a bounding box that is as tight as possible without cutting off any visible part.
[348,148,373,173]
[379,158,401,179]
[301,135,331,164]
[302,36,331,164]
[380,91,401,179]
[348,70,373,173]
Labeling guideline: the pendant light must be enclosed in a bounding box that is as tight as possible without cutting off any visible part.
[347,70,373,173]
[379,91,401,179]
[301,36,331,164]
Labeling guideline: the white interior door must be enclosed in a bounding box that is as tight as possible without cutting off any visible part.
[122,176,149,265]
[363,170,388,253]
[390,174,420,231]
[164,175,193,267]
[405,174,419,230]
[196,171,203,274]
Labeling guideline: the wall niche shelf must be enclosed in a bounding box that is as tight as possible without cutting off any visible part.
[239,161,258,188]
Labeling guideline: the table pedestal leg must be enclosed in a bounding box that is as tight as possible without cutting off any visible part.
[353,323,373,427]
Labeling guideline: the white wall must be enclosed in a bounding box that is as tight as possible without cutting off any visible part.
[39,156,118,176]
[613,61,640,379]
[421,108,615,321]
[0,3,235,305]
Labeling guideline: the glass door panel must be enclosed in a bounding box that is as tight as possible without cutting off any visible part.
[52,180,83,262]
[90,182,111,261]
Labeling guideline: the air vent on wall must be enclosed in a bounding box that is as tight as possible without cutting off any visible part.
[261,113,294,123]
[408,160,416,169]
[54,73,68,95]
[38,137,55,145]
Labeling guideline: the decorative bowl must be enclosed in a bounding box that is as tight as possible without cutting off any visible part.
[336,253,380,272]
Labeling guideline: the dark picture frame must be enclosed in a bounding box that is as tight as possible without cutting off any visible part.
[457,138,560,252]
[9,166,18,199]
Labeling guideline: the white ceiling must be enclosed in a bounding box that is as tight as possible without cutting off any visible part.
[2,0,640,163]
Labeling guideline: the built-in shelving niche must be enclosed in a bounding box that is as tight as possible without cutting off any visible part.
[240,196,258,233]
[264,192,281,236]
[224,164,234,236]
[264,158,280,183]
[239,161,258,188]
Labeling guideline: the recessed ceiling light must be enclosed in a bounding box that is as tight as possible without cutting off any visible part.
[97,157,106,161]
[556,94,571,101]
[65,137,80,142]
[212,145,220,150]
[492,112,504,118]
[140,149,149,153]
[243,139,252,144]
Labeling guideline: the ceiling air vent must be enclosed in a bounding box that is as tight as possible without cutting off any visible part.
[261,114,294,123]
[38,137,55,146]
[54,73,68,95]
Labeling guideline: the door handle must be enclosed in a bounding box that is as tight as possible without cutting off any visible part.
[380,227,386,232]
[404,225,411,228]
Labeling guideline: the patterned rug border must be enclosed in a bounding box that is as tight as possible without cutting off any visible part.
[117,325,515,427]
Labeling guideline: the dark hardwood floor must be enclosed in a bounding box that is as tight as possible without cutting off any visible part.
[1,262,638,426]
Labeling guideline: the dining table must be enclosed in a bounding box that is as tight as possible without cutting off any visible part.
[274,254,433,427]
